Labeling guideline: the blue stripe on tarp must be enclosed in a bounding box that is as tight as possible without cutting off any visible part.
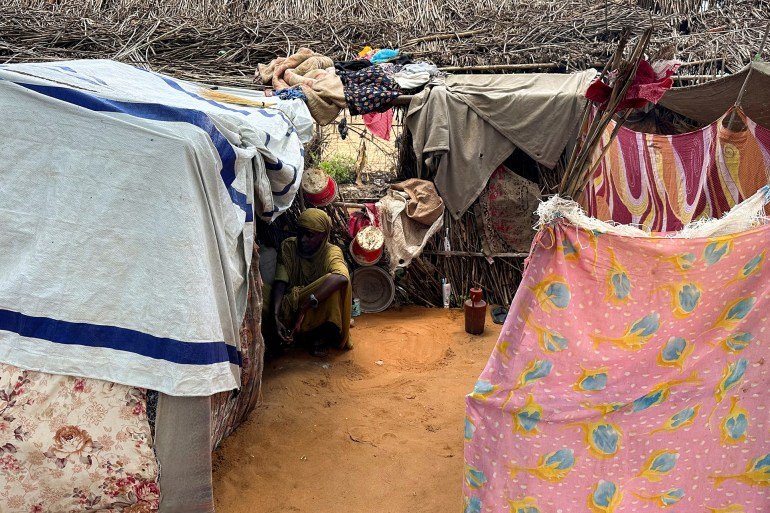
[151,70,298,133]
[45,65,108,87]
[265,159,283,171]
[146,71,300,201]
[0,308,241,366]
[273,165,298,196]
[16,82,254,223]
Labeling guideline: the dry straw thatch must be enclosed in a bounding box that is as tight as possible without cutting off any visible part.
[2,0,769,87]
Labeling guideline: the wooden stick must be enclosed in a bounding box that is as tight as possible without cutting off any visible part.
[673,74,729,81]
[403,29,486,46]
[571,108,632,200]
[726,20,770,130]
[560,32,626,194]
[438,62,558,72]
[561,28,652,198]
[332,201,368,208]
[425,250,528,258]
[679,57,724,67]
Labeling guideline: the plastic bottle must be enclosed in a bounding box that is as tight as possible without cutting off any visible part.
[443,227,451,252]
[442,279,451,308]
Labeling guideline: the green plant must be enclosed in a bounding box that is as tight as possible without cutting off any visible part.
[320,154,356,184]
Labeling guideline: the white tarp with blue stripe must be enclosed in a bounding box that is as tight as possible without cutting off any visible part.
[0,60,313,395]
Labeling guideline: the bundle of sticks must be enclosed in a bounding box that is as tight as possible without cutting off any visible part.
[559,27,654,200]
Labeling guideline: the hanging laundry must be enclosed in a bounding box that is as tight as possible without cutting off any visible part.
[338,66,401,116]
[586,59,680,111]
[358,46,375,58]
[338,117,349,139]
[256,48,345,124]
[465,188,770,513]
[376,180,445,272]
[377,63,401,80]
[299,69,346,125]
[391,178,445,226]
[582,108,770,231]
[363,109,394,140]
[406,70,595,218]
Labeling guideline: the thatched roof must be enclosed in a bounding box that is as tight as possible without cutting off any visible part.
[1,0,768,87]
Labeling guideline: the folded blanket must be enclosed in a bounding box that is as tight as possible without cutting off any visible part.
[257,48,333,90]
[300,70,346,125]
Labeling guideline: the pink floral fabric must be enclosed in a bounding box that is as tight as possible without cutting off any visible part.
[211,242,265,449]
[465,217,770,513]
[0,365,159,513]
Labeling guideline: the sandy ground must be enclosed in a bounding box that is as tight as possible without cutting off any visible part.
[212,307,500,513]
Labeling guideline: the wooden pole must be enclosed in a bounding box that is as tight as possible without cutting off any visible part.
[424,250,529,258]
[438,62,558,72]
[726,20,770,130]
[403,29,486,46]
[673,74,728,81]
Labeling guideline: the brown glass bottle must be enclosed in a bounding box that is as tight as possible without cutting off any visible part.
[464,288,487,335]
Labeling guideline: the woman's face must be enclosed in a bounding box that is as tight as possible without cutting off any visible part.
[297,228,326,258]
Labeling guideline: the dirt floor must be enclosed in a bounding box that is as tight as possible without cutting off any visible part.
[212,307,501,513]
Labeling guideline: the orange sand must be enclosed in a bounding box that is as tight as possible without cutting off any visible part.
[212,307,501,513]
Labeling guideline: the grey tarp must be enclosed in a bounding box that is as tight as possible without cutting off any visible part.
[156,395,214,513]
[659,62,770,126]
[406,71,595,218]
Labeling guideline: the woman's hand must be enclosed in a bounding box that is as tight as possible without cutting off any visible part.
[275,316,293,344]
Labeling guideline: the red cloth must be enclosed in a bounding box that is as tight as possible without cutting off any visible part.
[363,109,393,140]
[585,60,679,112]
[347,203,379,237]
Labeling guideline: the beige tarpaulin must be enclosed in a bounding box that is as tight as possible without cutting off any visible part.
[446,71,596,169]
[406,70,595,218]
[659,62,770,126]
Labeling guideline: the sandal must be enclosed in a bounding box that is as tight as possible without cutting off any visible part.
[491,306,508,325]
[310,340,328,358]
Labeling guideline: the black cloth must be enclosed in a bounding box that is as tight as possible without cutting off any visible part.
[334,59,373,73]
[386,55,414,67]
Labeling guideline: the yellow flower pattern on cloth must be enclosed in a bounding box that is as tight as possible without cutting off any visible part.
[528,274,571,313]
[592,312,661,351]
[464,215,770,513]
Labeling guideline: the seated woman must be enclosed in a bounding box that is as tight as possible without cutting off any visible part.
[271,208,352,356]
